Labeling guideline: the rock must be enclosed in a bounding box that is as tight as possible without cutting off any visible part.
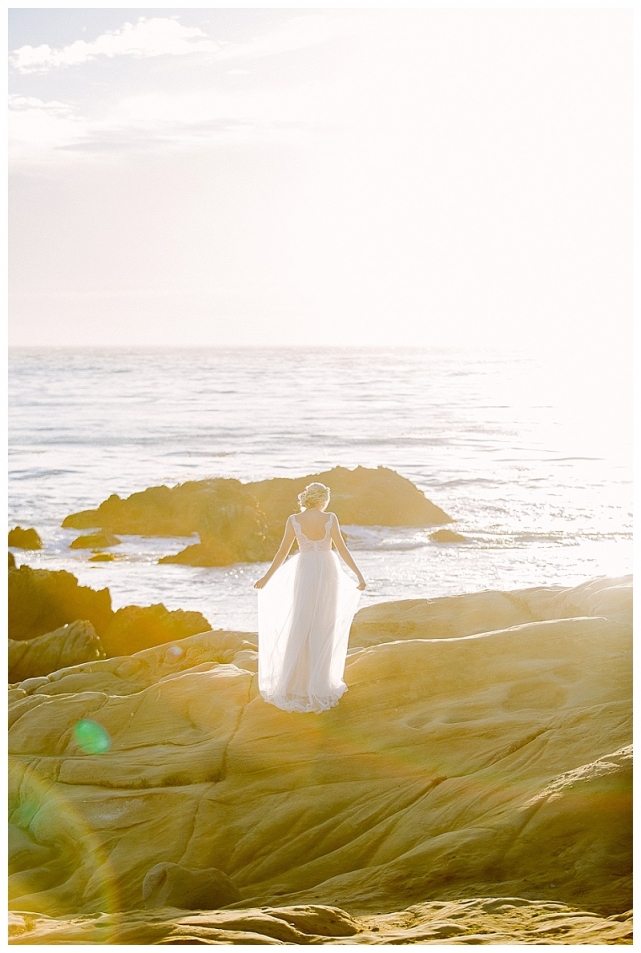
[248,467,452,535]
[7,899,632,945]
[101,603,212,657]
[70,532,121,549]
[430,529,466,543]
[63,480,273,566]
[350,575,632,647]
[8,526,42,550]
[62,468,452,566]
[9,620,106,683]
[89,553,115,562]
[142,862,241,910]
[8,564,113,642]
[9,551,16,569]
[7,579,631,921]
[159,539,238,567]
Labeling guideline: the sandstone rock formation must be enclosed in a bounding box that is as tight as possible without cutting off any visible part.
[101,603,212,657]
[350,575,632,647]
[142,862,241,910]
[429,528,466,543]
[248,466,452,535]
[8,898,632,945]
[8,577,631,928]
[62,468,452,566]
[9,551,16,569]
[63,479,273,565]
[70,532,121,550]
[9,621,105,684]
[8,564,113,641]
[8,527,42,550]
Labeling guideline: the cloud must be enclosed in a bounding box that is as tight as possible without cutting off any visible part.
[8,84,335,167]
[10,17,221,73]
[9,12,361,74]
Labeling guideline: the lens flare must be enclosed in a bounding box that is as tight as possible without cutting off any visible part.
[73,719,111,754]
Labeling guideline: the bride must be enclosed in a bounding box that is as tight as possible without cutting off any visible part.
[254,482,366,713]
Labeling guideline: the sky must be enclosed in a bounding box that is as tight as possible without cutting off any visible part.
[8,6,632,355]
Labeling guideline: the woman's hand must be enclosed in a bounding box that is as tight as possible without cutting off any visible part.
[357,577,367,591]
[254,576,269,589]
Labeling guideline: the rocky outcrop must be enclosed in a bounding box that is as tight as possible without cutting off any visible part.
[9,551,16,569]
[8,527,42,550]
[89,553,115,562]
[62,468,452,566]
[349,575,632,647]
[64,479,274,566]
[8,578,631,923]
[8,621,105,683]
[247,467,452,535]
[142,862,241,910]
[7,899,632,945]
[101,603,212,657]
[430,528,466,542]
[8,564,113,641]
[70,532,121,550]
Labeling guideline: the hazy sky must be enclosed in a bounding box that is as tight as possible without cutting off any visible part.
[9,6,632,354]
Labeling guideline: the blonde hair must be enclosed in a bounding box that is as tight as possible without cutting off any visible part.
[298,482,330,511]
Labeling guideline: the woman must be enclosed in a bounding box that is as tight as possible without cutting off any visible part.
[254,482,366,713]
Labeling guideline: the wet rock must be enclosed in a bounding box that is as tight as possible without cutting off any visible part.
[9,551,16,569]
[63,468,451,567]
[249,466,452,535]
[64,480,273,566]
[159,539,238,567]
[89,553,115,562]
[8,527,42,550]
[9,620,105,683]
[430,529,467,543]
[101,603,212,657]
[142,862,241,910]
[70,532,121,549]
[8,564,113,642]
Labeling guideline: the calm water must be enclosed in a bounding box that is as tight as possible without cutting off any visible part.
[9,347,632,632]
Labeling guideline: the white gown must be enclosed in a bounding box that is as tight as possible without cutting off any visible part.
[258,512,361,713]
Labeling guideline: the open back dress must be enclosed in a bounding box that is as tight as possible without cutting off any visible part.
[257,512,361,713]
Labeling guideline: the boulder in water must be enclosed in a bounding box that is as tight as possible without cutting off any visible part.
[70,532,121,549]
[8,526,42,550]
[9,620,105,683]
[8,564,113,642]
[430,528,466,543]
[249,466,452,535]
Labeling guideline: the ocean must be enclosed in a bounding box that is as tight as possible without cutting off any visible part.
[8,346,632,632]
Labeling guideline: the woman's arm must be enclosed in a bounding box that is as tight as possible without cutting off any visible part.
[330,515,366,590]
[253,517,296,589]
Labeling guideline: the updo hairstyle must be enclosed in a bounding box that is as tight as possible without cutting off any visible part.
[298,482,331,511]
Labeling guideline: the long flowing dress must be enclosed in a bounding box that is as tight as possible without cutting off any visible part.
[258,512,361,713]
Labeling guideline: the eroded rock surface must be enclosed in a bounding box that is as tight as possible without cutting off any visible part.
[8,564,113,641]
[101,603,212,657]
[7,899,632,945]
[350,575,632,647]
[62,467,452,566]
[8,621,105,684]
[8,578,631,927]
[8,527,42,550]
[70,532,121,550]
